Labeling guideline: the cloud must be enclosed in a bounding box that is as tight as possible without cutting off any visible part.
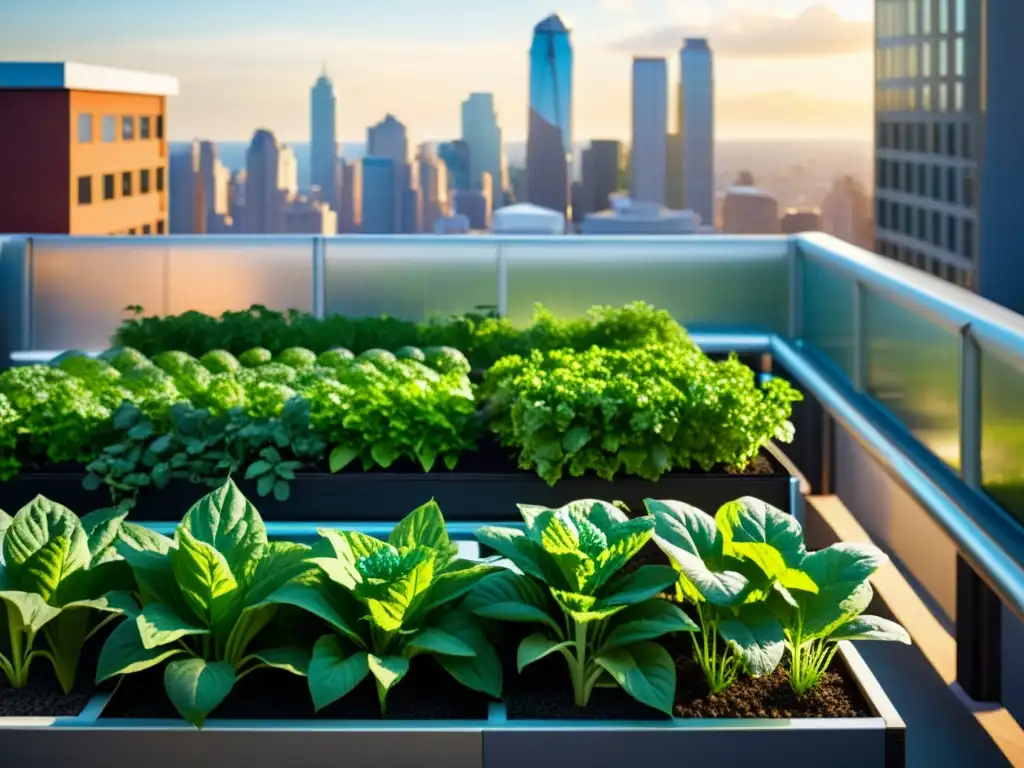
[716,90,870,139]
[610,5,873,59]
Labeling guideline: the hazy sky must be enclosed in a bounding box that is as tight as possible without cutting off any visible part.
[0,0,874,144]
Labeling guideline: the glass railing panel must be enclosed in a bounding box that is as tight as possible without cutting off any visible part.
[163,237,316,316]
[801,258,855,378]
[502,237,790,330]
[27,236,316,352]
[864,289,961,468]
[323,238,499,320]
[981,345,1024,525]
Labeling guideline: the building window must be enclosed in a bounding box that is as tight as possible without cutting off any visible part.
[77,114,93,143]
[947,167,957,204]
[156,115,164,139]
[955,38,965,76]
[140,116,151,139]
[102,115,116,142]
[103,174,115,200]
[964,219,974,259]
[156,219,165,234]
[122,116,134,140]
[932,211,942,246]
[923,0,932,33]
[955,82,964,111]
[955,0,966,32]
[947,124,957,156]
[142,224,152,235]
[917,164,926,195]
[961,124,971,157]
[933,124,943,154]
[156,167,165,191]
[140,169,151,194]
[947,216,958,252]
[939,0,949,32]
[922,42,931,76]
[939,44,948,77]
[122,171,133,197]
[77,176,92,205]
[964,168,976,207]
[917,208,927,240]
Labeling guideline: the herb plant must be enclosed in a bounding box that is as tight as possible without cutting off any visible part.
[468,500,695,714]
[95,480,313,727]
[0,498,134,693]
[269,501,502,712]
[777,542,910,696]
[485,345,802,486]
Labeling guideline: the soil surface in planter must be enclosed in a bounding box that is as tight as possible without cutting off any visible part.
[101,655,490,721]
[0,629,110,717]
[502,630,871,720]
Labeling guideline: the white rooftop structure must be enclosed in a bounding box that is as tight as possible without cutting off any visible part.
[579,196,700,235]
[0,62,180,97]
[492,203,566,235]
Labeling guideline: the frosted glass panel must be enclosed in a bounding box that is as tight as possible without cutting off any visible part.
[802,258,854,378]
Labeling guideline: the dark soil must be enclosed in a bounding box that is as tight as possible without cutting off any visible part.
[101,653,490,721]
[0,624,113,717]
[502,628,870,721]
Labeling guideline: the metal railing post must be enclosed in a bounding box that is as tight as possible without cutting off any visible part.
[312,236,326,319]
[956,325,1003,701]
[851,280,867,391]
[496,241,508,318]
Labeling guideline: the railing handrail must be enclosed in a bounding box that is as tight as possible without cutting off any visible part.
[797,232,1024,360]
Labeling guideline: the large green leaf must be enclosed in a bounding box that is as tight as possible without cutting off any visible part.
[535,512,591,593]
[80,507,129,564]
[171,526,238,630]
[3,497,89,597]
[830,615,911,644]
[473,526,548,582]
[551,588,627,623]
[0,509,12,550]
[517,633,574,672]
[594,642,676,715]
[405,627,476,658]
[717,605,785,676]
[95,619,184,682]
[462,570,562,635]
[599,566,678,607]
[653,538,748,607]
[590,521,655,590]
[117,522,174,555]
[116,545,193,617]
[137,603,209,650]
[179,479,267,571]
[417,561,503,616]
[0,589,62,632]
[320,529,389,564]
[646,499,721,561]
[715,498,816,592]
[249,646,311,675]
[599,599,698,652]
[388,500,455,559]
[308,636,370,711]
[367,653,410,705]
[264,577,365,646]
[42,608,92,694]
[164,657,236,728]
[800,543,888,595]
[430,610,502,698]
[801,580,876,640]
[567,499,631,532]
[243,541,313,606]
[362,549,435,632]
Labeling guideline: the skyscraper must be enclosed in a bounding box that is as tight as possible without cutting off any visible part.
[198,140,231,231]
[361,157,397,234]
[680,38,715,225]
[367,114,408,165]
[630,57,668,205]
[526,13,573,221]
[821,175,872,250]
[461,93,505,208]
[243,129,292,233]
[310,70,338,210]
[417,144,448,234]
[338,158,362,233]
[581,140,622,214]
[169,140,205,234]
[438,140,471,192]
[366,114,414,232]
[874,0,1024,309]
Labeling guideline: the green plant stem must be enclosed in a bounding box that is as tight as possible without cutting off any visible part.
[693,603,739,694]
[201,634,212,661]
[572,620,589,707]
[789,637,840,697]
[234,662,267,684]
[83,613,121,643]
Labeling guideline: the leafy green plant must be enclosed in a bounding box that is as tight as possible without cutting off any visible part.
[275,347,317,369]
[0,393,21,481]
[0,498,134,693]
[648,497,813,693]
[776,542,910,696]
[269,501,502,712]
[239,347,273,368]
[485,344,802,486]
[95,480,313,727]
[199,350,241,375]
[316,348,355,368]
[468,500,694,714]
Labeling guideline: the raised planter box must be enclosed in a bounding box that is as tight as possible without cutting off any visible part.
[0,448,799,523]
[0,644,903,768]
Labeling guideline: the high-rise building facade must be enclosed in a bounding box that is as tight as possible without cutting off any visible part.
[526,13,573,222]
[0,62,177,235]
[338,158,362,233]
[361,157,397,234]
[438,140,472,192]
[822,175,873,249]
[780,209,823,234]
[310,71,338,210]
[874,0,1024,311]
[630,57,668,205]
[722,174,780,234]
[242,129,292,233]
[169,140,205,234]
[367,114,414,232]
[198,140,230,232]
[417,144,448,234]
[680,38,715,226]
[581,140,621,214]
[461,93,505,208]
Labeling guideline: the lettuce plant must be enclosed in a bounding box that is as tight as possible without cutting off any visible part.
[269,501,502,713]
[468,500,694,714]
[0,498,134,694]
[646,497,813,693]
[778,542,910,696]
[95,480,313,727]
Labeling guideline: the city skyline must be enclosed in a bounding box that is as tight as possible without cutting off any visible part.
[0,0,873,143]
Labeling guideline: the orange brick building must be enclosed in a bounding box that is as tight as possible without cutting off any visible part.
[0,62,179,235]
